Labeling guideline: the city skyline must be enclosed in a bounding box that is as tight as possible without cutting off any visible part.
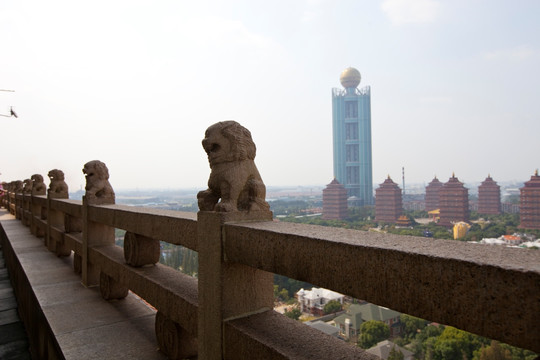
[1,1,539,191]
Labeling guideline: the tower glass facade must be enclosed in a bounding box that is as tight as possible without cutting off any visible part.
[332,67,373,205]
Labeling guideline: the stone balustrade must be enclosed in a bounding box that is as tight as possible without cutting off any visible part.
[0,121,538,359]
[1,183,539,359]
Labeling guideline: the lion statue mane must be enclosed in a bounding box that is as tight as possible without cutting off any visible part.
[31,174,46,196]
[12,181,23,193]
[197,121,270,212]
[23,179,33,194]
[48,169,69,198]
[83,160,115,204]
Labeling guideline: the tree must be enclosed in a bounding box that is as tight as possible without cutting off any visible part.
[388,346,405,360]
[278,288,289,301]
[475,341,512,360]
[357,320,390,349]
[432,326,488,360]
[400,314,427,341]
[284,307,302,321]
[499,343,538,360]
[323,300,342,314]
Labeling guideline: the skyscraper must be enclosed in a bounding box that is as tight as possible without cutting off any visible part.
[332,67,373,206]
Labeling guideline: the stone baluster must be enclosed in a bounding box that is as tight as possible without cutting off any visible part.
[80,161,115,285]
[155,311,198,360]
[22,179,32,227]
[14,180,23,220]
[79,160,128,298]
[46,169,71,256]
[195,121,273,359]
[123,232,160,267]
[30,174,46,238]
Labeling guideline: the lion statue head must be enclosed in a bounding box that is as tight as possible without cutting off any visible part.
[48,169,69,198]
[202,120,257,167]
[31,174,46,196]
[83,160,115,204]
[23,179,33,194]
[48,169,65,182]
[13,180,24,193]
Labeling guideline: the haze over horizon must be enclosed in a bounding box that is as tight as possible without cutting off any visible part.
[1,1,539,191]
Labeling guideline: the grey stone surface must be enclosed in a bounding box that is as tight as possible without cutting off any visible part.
[56,315,162,360]
[0,309,20,326]
[42,290,155,336]
[0,295,16,312]
[0,209,166,359]
[0,287,14,300]
[0,339,31,360]
[0,242,31,359]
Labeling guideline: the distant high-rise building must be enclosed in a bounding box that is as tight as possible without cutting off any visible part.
[332,67,373,206]
[438,174,469,227]
[425,176,443,211]
[478,175,501,215]
[322,178,348,220]
[375,176,402,223]
[519,170,540,230]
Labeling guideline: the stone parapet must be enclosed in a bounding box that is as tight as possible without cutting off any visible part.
[1,191,540,358]
[1,145,539,358]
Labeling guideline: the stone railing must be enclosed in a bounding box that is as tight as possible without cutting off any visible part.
[0,121,539,359]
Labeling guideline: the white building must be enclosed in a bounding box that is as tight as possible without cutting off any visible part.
[296,287,344,315]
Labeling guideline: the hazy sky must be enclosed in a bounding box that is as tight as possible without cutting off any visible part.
[1,0,539,191]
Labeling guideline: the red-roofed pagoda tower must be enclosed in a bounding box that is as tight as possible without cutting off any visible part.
[375,176,402,223]
[519,170,540,229]
[438,174,469,227]
[478,175,501,215]
[322,178,348,220]
[425,176,443,211]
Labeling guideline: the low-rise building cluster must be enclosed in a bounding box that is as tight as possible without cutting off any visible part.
[322,170,540,230]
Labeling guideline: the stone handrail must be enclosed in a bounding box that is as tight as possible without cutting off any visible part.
[1,188,539,359]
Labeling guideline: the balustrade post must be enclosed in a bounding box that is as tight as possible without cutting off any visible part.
[23,194,31,227]
[197,211,273,359]
[7,183,15,215]
[46,169,70,256]
[81,160,116,287]
[30,174,46,237]
[82,196,114,286]
[22,179,32,227]
[15,192,23,220]
[30,196,40,235]
[195,121,274,359]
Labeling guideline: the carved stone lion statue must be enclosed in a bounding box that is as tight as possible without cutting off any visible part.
[197,121,270,212]
[83,160,115,204]
[48,169,69,198]
[23,179,33,194]
[31,174,46,196]
[13,181,24,193]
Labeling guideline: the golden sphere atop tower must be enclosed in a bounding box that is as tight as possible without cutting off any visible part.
[340,67,361,88]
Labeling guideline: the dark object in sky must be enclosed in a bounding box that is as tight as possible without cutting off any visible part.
[10,107,18,118]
